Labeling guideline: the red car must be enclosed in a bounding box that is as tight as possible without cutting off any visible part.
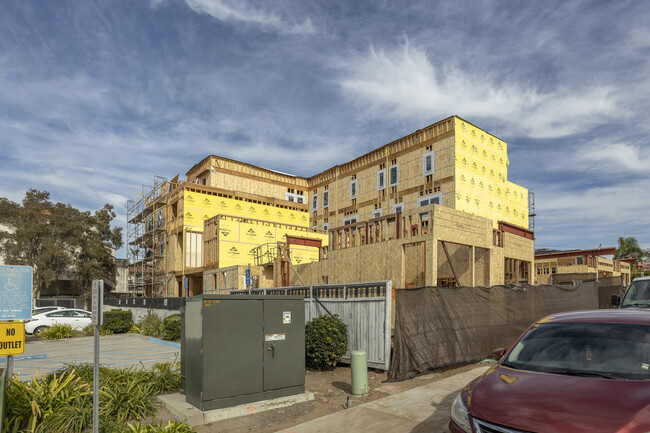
[449,310,650,433]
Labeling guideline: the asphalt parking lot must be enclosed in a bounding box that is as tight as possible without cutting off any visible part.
[1,333,180,380]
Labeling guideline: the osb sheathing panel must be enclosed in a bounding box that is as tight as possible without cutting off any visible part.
[291,239,406,286]
[490,232,534,286]
[431,206,492,249]
[404,242,425,287]
[164,233,183,273]
[291,205,534,288]
[503,232,534,261]
[474,247,490,286]
[308,134,456,228]
[436,241,472,286]
[204,265,275,292]
[190,156,308,189]
[207,170,292,201]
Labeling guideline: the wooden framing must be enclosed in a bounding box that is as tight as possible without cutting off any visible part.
[534,248,631,285]
[128,115,535,296]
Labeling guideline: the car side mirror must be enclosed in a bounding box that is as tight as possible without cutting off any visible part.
[611,294,621,306]
[493,348,506,359]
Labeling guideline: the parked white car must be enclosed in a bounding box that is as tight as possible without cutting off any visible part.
[25,309,93,334]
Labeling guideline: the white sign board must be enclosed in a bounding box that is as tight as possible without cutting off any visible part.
[0,265,33,320]
[91,280,104,326]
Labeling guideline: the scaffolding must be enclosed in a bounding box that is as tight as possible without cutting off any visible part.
[127,175,175,297]
[528,191,536,231]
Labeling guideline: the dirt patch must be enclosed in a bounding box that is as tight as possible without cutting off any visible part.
[154,361,485,432]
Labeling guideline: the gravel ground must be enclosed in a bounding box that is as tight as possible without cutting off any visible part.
[153,361,485,432]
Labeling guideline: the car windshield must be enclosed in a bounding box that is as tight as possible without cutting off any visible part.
[621,281,650,308]
[502,322,650,380]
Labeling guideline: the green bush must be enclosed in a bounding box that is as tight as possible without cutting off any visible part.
[26,361,183,432]
[101,309,134,334]
[100,379,157,424]
[39,323,74,340]
[149,361,182,394]
[161,314,181,341]
[4,369,91,432]
[81,324,113,336]
[138,308,164,336]
[81,324,94,336]
[305,314,348,370]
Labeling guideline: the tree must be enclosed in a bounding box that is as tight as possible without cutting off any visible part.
[75,204,123,298]
[0,189,122,300]
[614,236,644,261]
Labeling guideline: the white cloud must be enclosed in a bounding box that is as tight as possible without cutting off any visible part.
[183,0,315,34]
[578,142,650,174]
[534,181,650,250]
[518,139,650,178]
[336,41,622,139]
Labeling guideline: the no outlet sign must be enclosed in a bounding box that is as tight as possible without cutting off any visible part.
[0,322,25,356]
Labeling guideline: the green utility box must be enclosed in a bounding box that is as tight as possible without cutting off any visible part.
[182,295,305,411]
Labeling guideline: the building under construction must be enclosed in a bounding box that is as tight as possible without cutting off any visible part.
[535,248,632,286]
[127,116,535,297]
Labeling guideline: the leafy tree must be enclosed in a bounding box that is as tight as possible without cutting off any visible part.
[0,189,122,300]
[614,236,644,261]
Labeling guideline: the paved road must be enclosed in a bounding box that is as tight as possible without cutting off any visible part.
[2,334,180,381]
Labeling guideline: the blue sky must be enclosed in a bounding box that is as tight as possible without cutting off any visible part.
[1,0,648,258]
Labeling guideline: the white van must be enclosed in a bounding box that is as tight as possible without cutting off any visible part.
[613,276,650,309]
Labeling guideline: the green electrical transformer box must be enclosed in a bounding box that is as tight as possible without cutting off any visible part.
[182,295,305,411]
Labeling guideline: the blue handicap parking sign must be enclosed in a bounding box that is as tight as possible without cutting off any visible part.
[0,265,33,320]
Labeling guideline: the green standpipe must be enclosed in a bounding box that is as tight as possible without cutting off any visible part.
[351,350,369,397]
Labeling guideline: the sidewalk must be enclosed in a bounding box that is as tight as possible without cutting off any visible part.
[278,366,490,433]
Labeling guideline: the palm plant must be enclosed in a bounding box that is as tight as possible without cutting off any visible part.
[614,236,644,260]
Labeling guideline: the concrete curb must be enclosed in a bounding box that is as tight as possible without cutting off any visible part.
[159,391,315,426]
[149,337,181,349]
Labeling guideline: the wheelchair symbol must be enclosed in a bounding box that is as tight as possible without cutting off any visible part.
[4,278,19,292]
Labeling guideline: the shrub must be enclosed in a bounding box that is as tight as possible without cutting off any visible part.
[148,361,182,394]
[81,324,94,336]
[44,394,92,433]
[305,314,348,371]
[10,362,183,433]
[39,323,74,340]
[4,369,91,432]
[138,308,164,336]
[161,314,181,342]
[101,309,134,334]
[100,378,157,423]
[81,324,113,337]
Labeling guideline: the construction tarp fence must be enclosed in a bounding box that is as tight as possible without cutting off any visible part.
[596,276,626,309]
[551,274,625,309]
[389,282,599,380]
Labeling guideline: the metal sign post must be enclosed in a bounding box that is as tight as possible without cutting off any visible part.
[91,279,104,433]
